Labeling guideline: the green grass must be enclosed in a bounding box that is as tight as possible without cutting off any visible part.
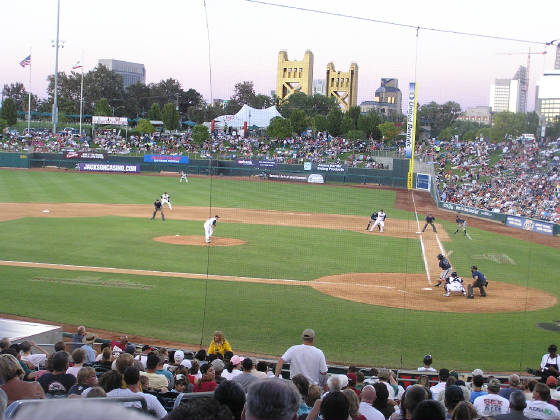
[0,169,558,370]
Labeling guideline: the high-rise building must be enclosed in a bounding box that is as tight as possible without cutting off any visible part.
[489,78,522,113]
[513,66,528,113]
[98,59,146,88]
[370,78,402,115]
[276,50,314,101]
[555,45,560,70]
[325,62,358,111]
[535,70,560,124]
[312,79,326,95]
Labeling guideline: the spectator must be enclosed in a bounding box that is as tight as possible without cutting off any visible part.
[418,355,436,373]
[222,355,243,380]
[66,348,87,377]
[372,381,395,419]
[81,334,97,364]
[253,361,269,379]
[94,342,111,362]
[68,366,97,397]
[416,376,431,394]
[539,344,560,382]
[106,366,167,418]
[468,375,486,403]
[212,358,227,384]
[232,357,260,392]
[473,378,509,417]
[140,352,168,391]
[110,335,129,352]
[359,385,385,420]
[208,331,233,357]
[525,379,539,402]
[245,379,300,420]
[54,341,66,352]
[156,354,173,388]
[344,388,366,420]
[292,374,312,418]
[0,354,45,404]
[356,371,366,392]
[430,369,450,402]
[444,385,465,417]
[19,340,48,369]
[449,401,478,420]
[0,338,10,352]
[320,390,350,420]
[97,370,122,394]
[214,380,246,420]
[399,385,429,420]
[93,346,112,371]
[84,386,107,398]
[500,374,522,400]
[378,369,399,401]
[195,349,207,364]
[494,390,529,420]
[193,362,218,392]
[347,372,361,396]
[166,397,234,420]
[275,329,328,385]
[524,383,560,419]
[71,326,86,351]
[38,351,76,396]
[411,399,446,420]
[547,376,560,402]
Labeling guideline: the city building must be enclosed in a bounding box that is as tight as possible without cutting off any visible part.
[555,45,560,70]
[489,78,522,113]
[325,62,358,111]
[535,70,560,124]
[276,50,314,101]
[513,66,528,113]
[98,59,146,88]
[312,79,326,95]
[456,106,492,125]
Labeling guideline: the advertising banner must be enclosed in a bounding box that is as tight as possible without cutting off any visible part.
[506,216,553,236]
[267,173,308,182]
[313,163,347,172]
[92,116,128,126]
[236,159,277,168]
[416,173,430,191]
[144,155,189,164]
[406,82,418,189]
[440,202,498,219]
[78,163,140,173]
[64,151,107,160]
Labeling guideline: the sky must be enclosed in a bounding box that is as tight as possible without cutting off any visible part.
[1,0,558,112]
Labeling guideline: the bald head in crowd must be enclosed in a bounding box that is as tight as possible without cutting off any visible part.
[360,385,377,404]
[245,379,301,420]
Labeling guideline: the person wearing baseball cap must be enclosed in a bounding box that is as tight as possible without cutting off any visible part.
[418,354,436,372]
[274,328,327,385]
[473,378,509,417]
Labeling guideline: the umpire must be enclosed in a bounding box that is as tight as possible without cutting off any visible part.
[467,265,488,298]
[422,213,437,233]
[151,198,165,221]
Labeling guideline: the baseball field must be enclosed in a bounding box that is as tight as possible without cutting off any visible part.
[0,168,559,371]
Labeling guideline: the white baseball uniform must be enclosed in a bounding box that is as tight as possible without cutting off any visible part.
[370,211,386,232]
[179,171,188,183]
[445,276,466,295]
[161,193,172,210]
[204,217,218,243]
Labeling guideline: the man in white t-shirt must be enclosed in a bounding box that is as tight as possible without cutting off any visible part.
[107,366,167,418]
[430,368,450,402]
[359,385,385,420]
[19,341,48,369]
[418,354,437,372]
[524,383,560,420]
[473,378,510,417]
[274,328,327,385]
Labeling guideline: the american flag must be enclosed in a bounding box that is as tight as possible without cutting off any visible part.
[72,61,83,70]
[19,55,31,68]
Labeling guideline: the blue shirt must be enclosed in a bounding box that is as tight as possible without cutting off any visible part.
[470,390,487,403]
[472,270,486,281]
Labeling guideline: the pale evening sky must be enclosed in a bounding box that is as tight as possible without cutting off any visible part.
[1,0,558,112]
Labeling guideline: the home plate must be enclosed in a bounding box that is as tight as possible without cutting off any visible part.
[42,210,50,213]
[175,234,179,236]
[422,287,432,291]
[416,231,421,234]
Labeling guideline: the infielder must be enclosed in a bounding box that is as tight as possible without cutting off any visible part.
[179,170,188,183]
[467,265,488,298]
[422,213,437,233]
[454,214,467,235]
[443,272,466,297]
[365,211,378,230]
[434,254,451,287]
[203,215,220,243]
[151,198,165,221]
[161,192,172,210]
[369,209,386,232]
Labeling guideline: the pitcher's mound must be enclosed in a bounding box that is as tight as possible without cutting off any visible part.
[153,235,246,247]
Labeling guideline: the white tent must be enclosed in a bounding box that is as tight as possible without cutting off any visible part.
[213,104,283,129]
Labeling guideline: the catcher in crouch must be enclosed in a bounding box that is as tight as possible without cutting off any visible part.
[443,272,467,297]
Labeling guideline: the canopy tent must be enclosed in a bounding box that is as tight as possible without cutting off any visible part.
[181,120,197,127]
[212,104,283,129]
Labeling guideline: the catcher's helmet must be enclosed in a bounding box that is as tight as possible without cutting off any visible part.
[451,272,457,277]
[471,265,477,270]
[437,254,444,260]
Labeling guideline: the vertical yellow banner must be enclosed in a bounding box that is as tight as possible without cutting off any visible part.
[406,82,418,190]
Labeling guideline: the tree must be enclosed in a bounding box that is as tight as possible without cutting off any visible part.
[231,81,256,106]
[179,88,204,115]
[417,101,462,137]
[345,129,365,140]
[340,115,354,135]
[312,114,329,133]
[0,118,8,133]
[267,117,292,139]
[280,92,337,117]
[125,82,152,118]
[2,82,38,112]
[80,64,125,115]
[347,106,361,129]
[1,98,17,125]
[192,124,210,144]
[253,94,274,109]
[378,121,400,142]
[162,103,179,130]
[137,119,155,134]
[327,107,343,136]
[289,109,308,135]
[94,98,111,116]
[149,78,183,108]
[546,116,560,140]
[147,103,162,121]
[357,112,382,139]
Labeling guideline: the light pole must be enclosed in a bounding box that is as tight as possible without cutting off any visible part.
[52,0,61,135]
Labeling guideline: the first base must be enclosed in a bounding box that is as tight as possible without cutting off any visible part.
[421,287,432,291]
[42,210,50,213]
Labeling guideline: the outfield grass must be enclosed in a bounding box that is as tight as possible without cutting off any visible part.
[0,169,559,370]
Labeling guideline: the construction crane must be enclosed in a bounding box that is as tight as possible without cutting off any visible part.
[496,49,547,112]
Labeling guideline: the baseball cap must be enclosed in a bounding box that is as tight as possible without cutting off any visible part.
[546,376,557,387]
[211,359,225,372]
[85,334,96,344]
[231,355,244,365]
[174,350,185,363]
[302,329,315,339]
[125,344,136,355]
[347,372,357,385]
[488,378,501,392]
[472,368,484,377]
[180,359,192,369]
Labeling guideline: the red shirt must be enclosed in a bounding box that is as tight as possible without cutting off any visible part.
[193,380,217,392]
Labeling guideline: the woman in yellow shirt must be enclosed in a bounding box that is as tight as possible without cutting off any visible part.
[207,331,232,356]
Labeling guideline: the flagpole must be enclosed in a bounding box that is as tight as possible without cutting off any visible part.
[79,57,84,136]
[28,47,32,134]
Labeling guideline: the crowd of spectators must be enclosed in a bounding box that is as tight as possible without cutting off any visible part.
[426,138,560,223]
[1,328,560,419]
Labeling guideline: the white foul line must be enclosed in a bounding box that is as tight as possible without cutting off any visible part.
[466,233,473,240]
[410,191,431,284]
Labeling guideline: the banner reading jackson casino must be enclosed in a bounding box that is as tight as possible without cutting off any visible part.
[405,82,418,189]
